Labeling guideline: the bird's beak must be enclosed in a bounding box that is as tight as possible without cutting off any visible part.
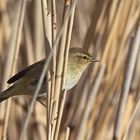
[91,59,100,62]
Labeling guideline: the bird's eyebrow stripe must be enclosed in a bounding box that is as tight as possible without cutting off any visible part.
[77,54,88,58]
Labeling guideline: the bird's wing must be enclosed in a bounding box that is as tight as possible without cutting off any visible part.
[7,59,45,84]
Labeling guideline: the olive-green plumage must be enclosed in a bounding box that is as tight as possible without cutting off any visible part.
[0,47,98,102]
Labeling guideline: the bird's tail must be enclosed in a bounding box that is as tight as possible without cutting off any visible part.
[0,85,15,103]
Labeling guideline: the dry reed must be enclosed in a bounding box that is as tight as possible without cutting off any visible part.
[0,0,140,140]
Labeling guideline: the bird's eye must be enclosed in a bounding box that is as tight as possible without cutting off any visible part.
[83,56,87,59]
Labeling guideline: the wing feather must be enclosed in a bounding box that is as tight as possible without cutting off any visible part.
[7,59,45,84]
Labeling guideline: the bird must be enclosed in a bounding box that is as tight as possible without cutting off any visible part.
[0,47,98,103]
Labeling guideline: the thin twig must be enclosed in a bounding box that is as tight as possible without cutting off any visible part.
[64,127,70,140]
[1,0,27,139]
[113,23,140,140]
[122,26,140,140]
[76,64,105,140]
[19,0,80,139]
[54,90,67,140]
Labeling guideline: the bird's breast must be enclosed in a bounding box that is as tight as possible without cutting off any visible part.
[64,66,84,90]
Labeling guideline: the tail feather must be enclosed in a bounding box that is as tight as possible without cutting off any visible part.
[0,85,15,103]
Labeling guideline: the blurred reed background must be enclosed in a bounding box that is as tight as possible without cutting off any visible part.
[0,0,140,140]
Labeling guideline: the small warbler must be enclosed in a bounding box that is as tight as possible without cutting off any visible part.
[0,47,98,102]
